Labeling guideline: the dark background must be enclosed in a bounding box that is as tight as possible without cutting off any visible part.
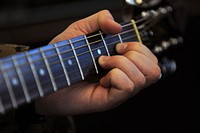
[0,0,200,132]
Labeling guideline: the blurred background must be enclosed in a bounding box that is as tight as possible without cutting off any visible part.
[0,0,200,132]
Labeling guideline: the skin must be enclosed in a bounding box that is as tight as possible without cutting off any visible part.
[34,10,161,116]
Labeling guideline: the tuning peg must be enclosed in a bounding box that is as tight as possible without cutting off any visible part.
[152,36,183,54]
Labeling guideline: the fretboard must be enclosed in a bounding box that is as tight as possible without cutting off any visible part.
[0,20,141,114]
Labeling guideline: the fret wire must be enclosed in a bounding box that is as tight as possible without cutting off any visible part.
[54,43,71,86]
[11,56,31,103]
[25,52,44,97]
[84,35,99,74]
[118,34,123,43]
[39,48,58,91]
[0,61,18,109]
[99,31,110,56]
[0,96,5,114]
[69,39,84,80]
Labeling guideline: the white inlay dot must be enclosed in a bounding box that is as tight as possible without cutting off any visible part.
[12,78,19,86]
[97,49,102,55]
[68,59,73,65]
[39,69,45,76]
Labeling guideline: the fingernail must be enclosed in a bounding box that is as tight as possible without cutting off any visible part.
[116,43,127,53]
[153,72,162,83]
[159,72,162,80]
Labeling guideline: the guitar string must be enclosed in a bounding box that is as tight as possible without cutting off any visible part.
[0,17,152,86]
[30,22,137,61]
[43,18,150,65]
[0,20,146,72]
[138,14,163,32]
[38,34,138,76]
[43,28,136,61]
[46,18,155,81]
[41,28,136,61]
[0,26,151,90]
[0,17,147,66]
[48,17,148,50]
[0,16,149,71]
[15,35,137,90]
[0,34,137,85]
[35,17,160,85]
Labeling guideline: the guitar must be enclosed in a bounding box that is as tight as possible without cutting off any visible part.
[0,5,182,114]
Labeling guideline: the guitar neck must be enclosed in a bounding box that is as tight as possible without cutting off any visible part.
[0,20,141,114]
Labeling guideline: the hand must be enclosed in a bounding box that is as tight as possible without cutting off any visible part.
[34,10,161,115]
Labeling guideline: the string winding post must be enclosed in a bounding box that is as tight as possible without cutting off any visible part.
[131,19,142,44]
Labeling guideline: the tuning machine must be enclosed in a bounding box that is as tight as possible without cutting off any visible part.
[142,6,172,17]
[152,36,183,54]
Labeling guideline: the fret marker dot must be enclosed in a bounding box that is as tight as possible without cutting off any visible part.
[12,78,19,86]
[39,69,45,76]
[97,49,101,55]
[68,59,72,65]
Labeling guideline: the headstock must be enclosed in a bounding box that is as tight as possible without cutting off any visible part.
[123,0,183,77]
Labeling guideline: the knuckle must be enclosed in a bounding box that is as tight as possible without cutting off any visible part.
[112,55,128,65]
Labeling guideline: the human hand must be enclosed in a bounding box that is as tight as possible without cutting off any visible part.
[35,10,161,115]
